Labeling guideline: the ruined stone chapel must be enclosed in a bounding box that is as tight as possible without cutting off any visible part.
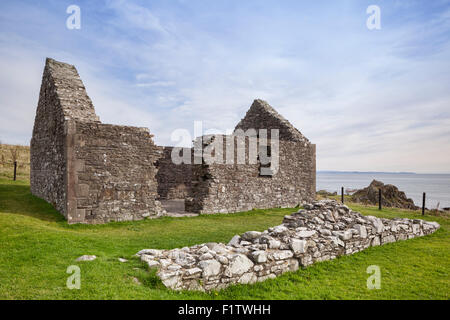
[30,58,316,224]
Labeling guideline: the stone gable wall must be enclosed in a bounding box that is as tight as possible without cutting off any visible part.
[31,58,165,223]
[234,99,309,143]
[186,136,316,213]
[30,61,68,216]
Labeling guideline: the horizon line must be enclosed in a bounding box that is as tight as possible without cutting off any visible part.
[317,170,450,175]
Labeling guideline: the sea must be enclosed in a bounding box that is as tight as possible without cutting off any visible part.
[316,172,450,209]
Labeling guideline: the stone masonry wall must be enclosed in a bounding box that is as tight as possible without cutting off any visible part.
[66,121,165,223]
[31,58,164,223]
[156,147,192,200]
[137,200,440,291]
[186,135,316,213]
[31,58,99,217]
[235,99,309,143]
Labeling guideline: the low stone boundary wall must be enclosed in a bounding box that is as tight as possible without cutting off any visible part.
[136,200,440,291]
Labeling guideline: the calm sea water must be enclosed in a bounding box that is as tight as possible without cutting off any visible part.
[316,172,450,209]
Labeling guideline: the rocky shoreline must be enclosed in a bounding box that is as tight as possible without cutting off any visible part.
[136,200,440,291]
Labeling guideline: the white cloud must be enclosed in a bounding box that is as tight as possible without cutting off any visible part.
[0,1,449,173]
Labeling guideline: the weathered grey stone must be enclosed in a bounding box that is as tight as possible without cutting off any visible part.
[272,250,294,260]
[250,250,268,263]
[366,216,384,233]
[268,239,281,249]
[239,272,257,284]
[137,249,163,257]
[228,235,241,247]
[241,231,262,241]
[198,260,221,278]
[173,252,196,267]
[76,255,96,262]
[371,236,381,246]
[319,228,332,236]
[184,267,202,277]
[227,254,254,276]
[198,246,209,254]
[217,255,229,265]
[290,239,308,255]
[199,253,214,261]
[354,224,367,238]
[296,230,317,238]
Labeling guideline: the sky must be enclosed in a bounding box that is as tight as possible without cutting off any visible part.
[0,0,449,173]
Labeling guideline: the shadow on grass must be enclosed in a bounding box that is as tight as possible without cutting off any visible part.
[0,182,65,223]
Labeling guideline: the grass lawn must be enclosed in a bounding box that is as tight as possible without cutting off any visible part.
[0,178,448,300]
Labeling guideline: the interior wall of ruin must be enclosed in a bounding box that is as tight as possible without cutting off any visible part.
[156,147,193,200]
[186,136,316,213]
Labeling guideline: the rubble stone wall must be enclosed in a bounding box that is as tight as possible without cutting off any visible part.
[137,200,440,291]
[156,147,193,200]
[186,136,316,213]
[31,58,164,223]
[66,121,165,223]
[31,58,99,217]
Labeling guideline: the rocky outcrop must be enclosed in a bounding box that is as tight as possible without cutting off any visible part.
[351,180,418,210]
[137,200,439,291]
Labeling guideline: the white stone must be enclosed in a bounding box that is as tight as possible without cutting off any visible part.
[228,235,241,247]
[330,236,345,247]
[296,230,316,238]
[174,252,196,267]
[382,235,396,244]
[251,250,267,263]
[272,250,294,260]
[371,236,381,246]
[136,249,162,257]
[241,231,262,240]
[319,229,332,236]
[354,224,367,239]
[227,254,254,276]
[366,216,384,233]
[288,258,299,271]
[217,255,229,265]
[159,259,172,268]
[198,246,209,254]
[198,259,221,278]
[199,253,214,261]
[270,225,288,235]
[290,239,308,254]
[185,267,202,277]
[167,264,182,271]
[160,273,181,289]
[239,272,257,284]
[268,239,281,249]
[334,230,352,240]
[76,255,96,262]
[146,260,160,269]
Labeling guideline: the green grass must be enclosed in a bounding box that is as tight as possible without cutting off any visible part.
[0,178,448,300]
